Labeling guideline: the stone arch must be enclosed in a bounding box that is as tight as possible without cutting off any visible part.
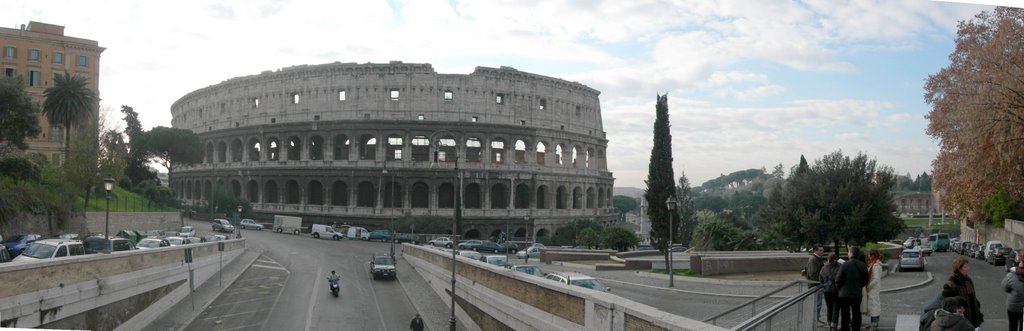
[490,229,503,240]
[333,134,350,160]
[536,185,548,209]
[217,141,227,162]
[536,228,549,242]
[535,141,546,165]
[514,228,527,240]
[285,180,301,204]
[572,186,582,209]
[359,134,377,160]
[356,181,376,207]
[383,180,403,208]
[411,182,429,208]
[514,183,530,209]
[230,139,243,162]
[308,180,324,205]
[193,180,201,200]
[606,188,613,207]
[598,187,605,208]
[464,229,481,240]
[411,135,430,162]
[571,146,579,168]
[490,183,508,209]
[186,181,193,199]
[309,135,324,161]
[264,180,279,203]
[436,136,456,162]
[286,136,302,161]
[556,185,567,209]
[205,142,214,163]
[587,148,595,169]
[247,180,259,203]
[465,138,482,162]
[490,138,506,164]
[438,183,455,208]
[331,181,348,206]
[586,187,595,208]
[231,179,242,198]
[555,144,564,165]
[387,134,403,161]
[203,180,212,201]
[267,137,281,161]
[514,139,527,163]
[464,183,481,209]
[248,138,261,161]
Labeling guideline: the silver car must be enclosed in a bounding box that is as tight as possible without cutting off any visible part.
[239,219,263,230]
[898,249,924,271]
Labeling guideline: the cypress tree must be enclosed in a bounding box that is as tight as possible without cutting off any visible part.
[644,94,677,266]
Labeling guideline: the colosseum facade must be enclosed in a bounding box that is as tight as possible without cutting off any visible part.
[170,61,616,242]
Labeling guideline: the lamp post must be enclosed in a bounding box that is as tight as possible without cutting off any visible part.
[384,165,396,259]
[428,130,460,331]
[236,205,243,238]
[103,175,115,253]
[666,196,677,287]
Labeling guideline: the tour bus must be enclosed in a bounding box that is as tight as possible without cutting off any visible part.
[930,233,951,252]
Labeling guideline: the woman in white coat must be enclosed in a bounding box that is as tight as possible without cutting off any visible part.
[866,248,882,331]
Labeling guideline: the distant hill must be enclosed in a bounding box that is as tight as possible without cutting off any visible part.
[614,187,644,199]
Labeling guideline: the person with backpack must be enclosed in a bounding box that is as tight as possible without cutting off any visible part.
[819,253,841,331]
[837,246,869,331]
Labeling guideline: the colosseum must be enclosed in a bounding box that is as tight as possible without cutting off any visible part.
[170,61,616,242]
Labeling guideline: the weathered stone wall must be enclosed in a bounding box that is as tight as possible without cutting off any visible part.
[966,218,1024,249]
[3,212,183,238]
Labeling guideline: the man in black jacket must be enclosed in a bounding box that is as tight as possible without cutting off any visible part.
[836,246,869,331]
[410,313,425,331]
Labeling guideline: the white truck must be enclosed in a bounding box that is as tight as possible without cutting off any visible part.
[273,215,303,235]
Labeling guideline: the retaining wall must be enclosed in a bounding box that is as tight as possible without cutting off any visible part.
[967,219,1024,249]
[539,248,617,263]
[3,212,184,238]
[0,239,245,330]
[403,244,727,331]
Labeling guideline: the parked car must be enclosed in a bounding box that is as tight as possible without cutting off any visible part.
[670,246,689,253]
[458,251,482,260]
[179,226,196,237]
[136,238,170,250]
[428,237,454,248]
[347,227,369,240]
[12,239,86,263]
[212,219,235,233]
[480,255,509,267]
[1006,248,1019,272]
[472,241,503,253]
[512,265,544,277]
[392,233,417,244]
[144,230,163,238]
[457,240,483,250]
[498,242,519,254]
[239,219,264,230]
[370,255,397,280]
[182,237,203,245]
[516,246,541,259]
[83,236,135,254]
[898,248,924,272]
[367,230,392,242]
[921,245,934,256]
[982,241,1004,261]
[990,247,1013,266]
[0,247,11,263]
[165,236,186,246]
[544,272,611,292]
[636,245,656,251]
[311,224,344,240]
[2,234,42,258]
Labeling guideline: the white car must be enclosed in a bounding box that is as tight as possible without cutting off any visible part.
[239,219,263,230]
[136,238,170,250]
[12,239,86,263]
[516,246,541,259]
[429,237,454,248]
[544,272,611,292]
[458,251,481,261]
[179,226,196,237]
[165,236,186,246]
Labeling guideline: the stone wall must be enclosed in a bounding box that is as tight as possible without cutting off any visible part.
[3,212,184,238]
[966,219,1024,249]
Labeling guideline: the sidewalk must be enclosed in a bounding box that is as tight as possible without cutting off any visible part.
[147,249,262,331]
[396,247,464,331]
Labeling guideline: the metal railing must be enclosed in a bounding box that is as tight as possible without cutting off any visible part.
[703,280,815,329]
[731,282,819,331]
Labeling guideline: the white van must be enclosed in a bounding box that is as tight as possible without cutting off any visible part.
[311,224,344,240]
[983,240,1004,259]
[346,227,369,240]
[480,255,508,267]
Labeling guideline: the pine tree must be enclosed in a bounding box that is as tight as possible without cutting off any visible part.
[644,94,676,267]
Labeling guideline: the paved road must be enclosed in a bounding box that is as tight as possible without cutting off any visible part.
[190,227,419,331]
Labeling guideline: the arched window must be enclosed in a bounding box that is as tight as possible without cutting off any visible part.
[309,136,324,160]
[490,138,506,164]
[203,181,212,201]
[248,138,261,161]
[360,134,377,160]
[308,181,324,204]
[383,181,402,208]
[205,142,214,163]
[556,186,567,209]
[217,141,227,163]
[465,183,481,209]
[286,136,302,161]
[571,146,579,168]
[231,180,241,197]
[438,183,454,208]
[268,137,280,161]
[515,183,530,209]
[555,144,564,165]
[436,136,456,162]
[464,229,481,239]
[586,187,595,208]
[264,180,279,203]
[587,148,594,169]
[247,180,259,203]
[514,140,527,163]
[411,135,430,162]
[465,138,482,162]
[572,187,582,209]
[536,142,546,165]
[597,187,605,208]
[536,185,548,209]
[356,181,376,207]
[490,183,508,209]
[333,134,350,160]
[411,182,429,208]
[186,181,193,199]
[331,181,348,206]
[230,139,243,162]
[285,180,301,204]
[387,135,403,161]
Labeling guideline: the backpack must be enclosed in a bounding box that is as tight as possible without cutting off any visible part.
[822,276,837,294]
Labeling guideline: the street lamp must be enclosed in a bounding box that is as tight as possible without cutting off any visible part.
[428,130,460,331]
[666,196,678,287]
[103,175,115,254]
[384,165,396,259]
[236,205,243,238]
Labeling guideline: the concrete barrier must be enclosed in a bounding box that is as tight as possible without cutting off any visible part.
[688,251,802,277]
[0,239,245,330]
[403,244,727,331]
[539,248,617,263]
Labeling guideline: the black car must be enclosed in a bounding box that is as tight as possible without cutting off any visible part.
[83,236,136,254]
[472,241,503,253]
[370,255,397,280]
[497,242,519,254]
[990,247,1013,266]
[457,240,483,250]
[392,233,418,244]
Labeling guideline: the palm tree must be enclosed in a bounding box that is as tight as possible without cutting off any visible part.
[43,73,97,160]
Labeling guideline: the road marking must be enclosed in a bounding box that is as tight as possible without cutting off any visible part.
[218,322,267,331]
[252,264,288,271]
[305,264,322,331]
[258,255,291,331]
[366,277,389,331]
[197,309,265,320]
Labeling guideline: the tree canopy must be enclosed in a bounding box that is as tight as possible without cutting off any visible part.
[0,77,41,150]
[644,94,677,254]
[145,126,203,178]
[925,7,1024,222]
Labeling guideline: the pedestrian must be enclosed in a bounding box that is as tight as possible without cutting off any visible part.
[836,246,868,331]
[930,297,974,331]
[1003,252,1024,331]
[410,313,425,331]
[867,248,882,331]
[819,253,841,331]
[805,245,826,325]
[944,256,983,328]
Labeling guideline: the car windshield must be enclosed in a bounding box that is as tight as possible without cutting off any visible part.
[167,238,183,245]
[570,279,608,291]
[904,252,919,258]
[181,227,193,232]
[138,240,161,248]
[373,256,394,265]
[22,243,57,259]
[84,238,106,251]
[516,266,540,275]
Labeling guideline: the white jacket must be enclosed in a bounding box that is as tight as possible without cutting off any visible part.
[866,260,882,316]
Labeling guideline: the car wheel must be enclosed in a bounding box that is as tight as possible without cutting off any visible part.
[276,228,282,233]
[293,230,300,235]
[334,235,340,240]
[446,243,452,249]
[313,233,320,239]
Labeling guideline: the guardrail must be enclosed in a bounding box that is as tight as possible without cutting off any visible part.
[731,282,819,331]
[703,280,815,329]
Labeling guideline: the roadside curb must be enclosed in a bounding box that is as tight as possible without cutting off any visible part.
[881,272,933,293]
[551,261,597,270]
[631,270,794,287]
[596,277,793,299]
[173,248,263,331]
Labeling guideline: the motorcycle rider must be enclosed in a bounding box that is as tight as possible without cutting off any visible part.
[327,270,340,292]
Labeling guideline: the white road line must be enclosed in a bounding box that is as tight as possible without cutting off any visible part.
[258,255,290,331]
[305,264,322,331]
[218,322,267,331]
[366,277,389,331]
[197,309,265,320]
[251,264,288,271]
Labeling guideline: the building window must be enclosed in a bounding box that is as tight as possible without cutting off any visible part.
[29,49,40,61]
[4,68,14,78]
[54,52,63,64]
[270,118,276,123]
[253,97,260,108]
[417,114,425,120]
[292,93,300,104]
[444,90,453,100]
[4,46,15,58]
[338,90,346,101]
[77,55,87,67]
[390,89,399,100]
[29,70,41,87]
[51,125,62,142]
[314,115,321,121]
[520,120,526,125]
[539,99,546,110]
[496,93,504,104]
[471,116,478,122]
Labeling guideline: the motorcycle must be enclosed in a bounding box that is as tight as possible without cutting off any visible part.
[328,277,340,297]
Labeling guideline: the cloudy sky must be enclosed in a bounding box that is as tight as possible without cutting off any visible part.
[1,0,1006,188]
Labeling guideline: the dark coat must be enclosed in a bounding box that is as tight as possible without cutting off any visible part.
[944,273,983,327]
[410,316,425,331]
[929,309,975,331]
[805,253,824,282]
[819,262,840,294]
[836,258,868,298]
